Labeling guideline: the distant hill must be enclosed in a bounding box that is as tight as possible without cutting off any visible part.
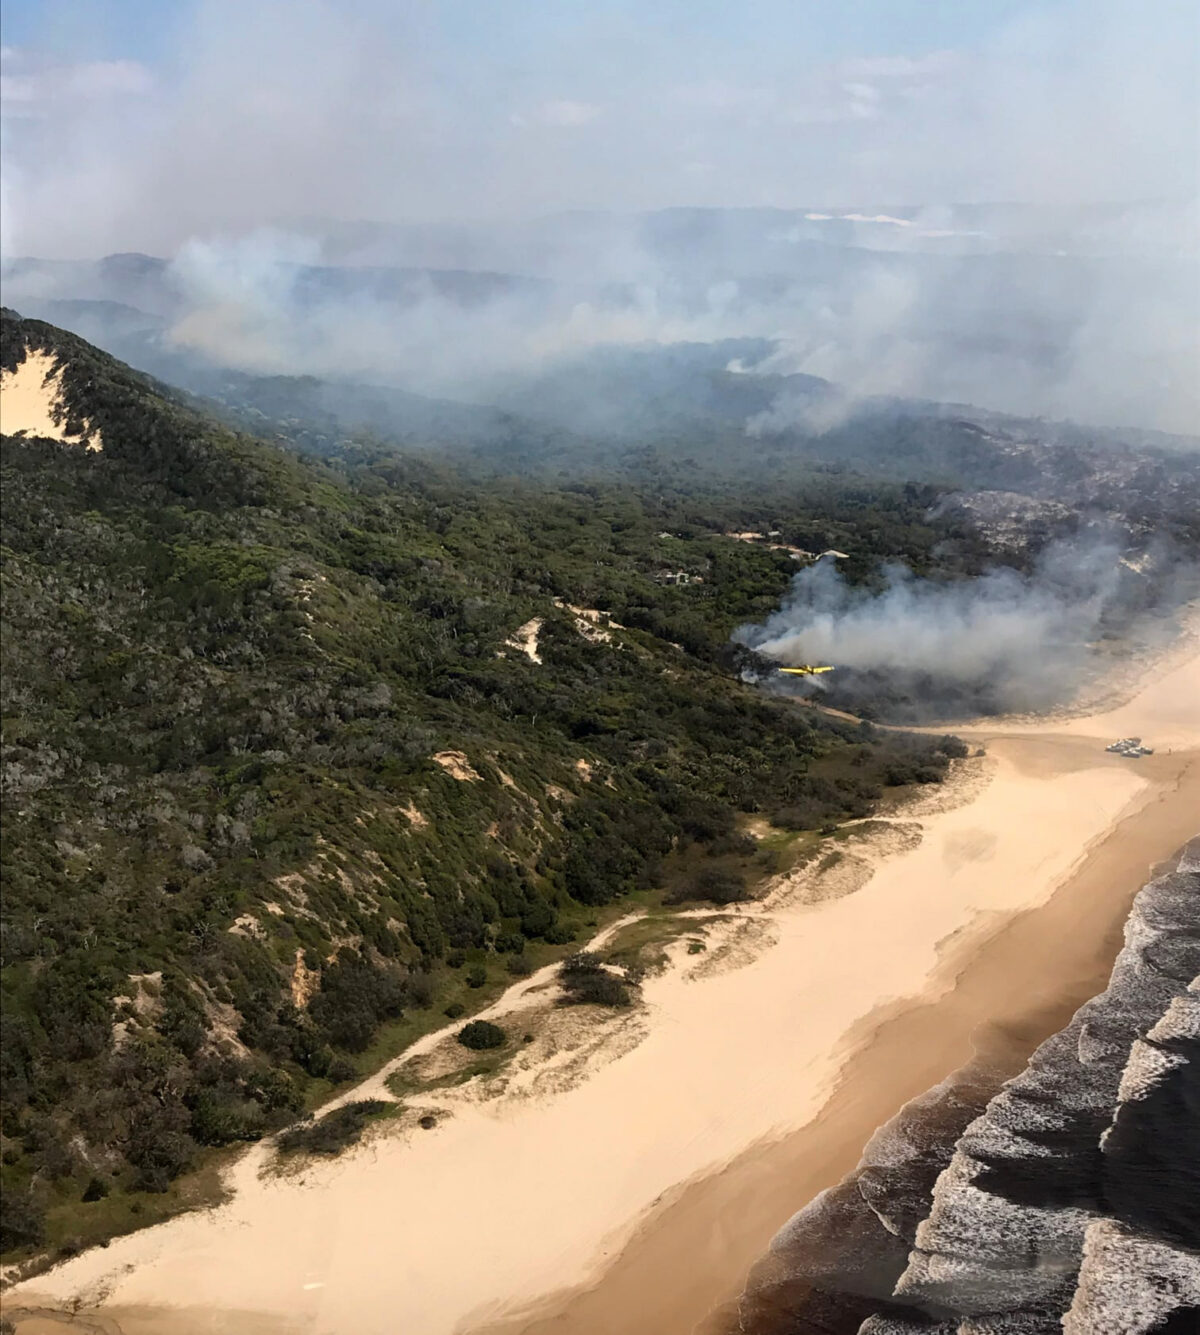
[1,253,552,320]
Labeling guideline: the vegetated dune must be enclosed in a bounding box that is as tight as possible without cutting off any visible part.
[736,838,1200,1335]
[6,648,1199,1335]
[0,349,102,449]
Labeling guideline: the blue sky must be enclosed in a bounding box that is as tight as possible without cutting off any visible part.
[1,0,1196,255]
[2,1,1044,67]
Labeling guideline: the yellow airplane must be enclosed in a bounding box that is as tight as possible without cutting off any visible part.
[779,664,834,676]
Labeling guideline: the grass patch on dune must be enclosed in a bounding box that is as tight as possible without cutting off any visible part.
[276,1100,399,1158]
[385,1049,514,1099]
[310,891,654,1105]
[35,1150,235,1265]
[602,913,724,974]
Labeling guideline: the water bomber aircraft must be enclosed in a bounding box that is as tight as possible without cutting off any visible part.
[778,665,835,677]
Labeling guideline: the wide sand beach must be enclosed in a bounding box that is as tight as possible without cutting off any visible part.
[6,644,1199,1335]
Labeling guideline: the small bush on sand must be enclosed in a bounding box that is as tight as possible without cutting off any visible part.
[457,1020,506,1051]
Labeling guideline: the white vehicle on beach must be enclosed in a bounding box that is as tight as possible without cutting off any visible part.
[1106,738,1154,757]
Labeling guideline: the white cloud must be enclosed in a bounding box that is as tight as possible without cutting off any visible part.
[531,99,602,127]
[0,49,153,112]
[834,51,958,81]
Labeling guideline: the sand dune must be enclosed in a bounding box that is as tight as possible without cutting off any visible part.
[0,350,102,450]
[7,649,1198,1335]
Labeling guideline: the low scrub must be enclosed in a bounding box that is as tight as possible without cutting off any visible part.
[666,866,748,905]
[276,1100,393,1157]
[557,952,634,1007]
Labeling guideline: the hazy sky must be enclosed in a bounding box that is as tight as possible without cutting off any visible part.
[2,0,1197,257]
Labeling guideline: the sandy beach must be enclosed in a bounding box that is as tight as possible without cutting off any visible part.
[6,646,1198,1335]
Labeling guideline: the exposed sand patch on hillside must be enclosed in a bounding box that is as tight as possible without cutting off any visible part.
[9,648,1198,1335]
[431,750,481,781]
[0,351,102,450]
[398,800,429,828]
[554,600,619,643]
[505,617,543,663]
[289,950,320,1009]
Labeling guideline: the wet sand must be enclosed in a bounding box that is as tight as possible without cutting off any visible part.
[7,650,1198,1335]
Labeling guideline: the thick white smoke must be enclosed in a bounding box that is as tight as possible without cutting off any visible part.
[2,1,1196,432]
[735,540,1134,711]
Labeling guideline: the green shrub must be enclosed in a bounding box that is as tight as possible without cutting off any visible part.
[668,866,748,905]
[81,1176,111,1203]
[0,1184,45,1250]
[558,953,633,1007]
[406,972,435,1008]
[308,951,405,1053]
[456,1020,506,1051]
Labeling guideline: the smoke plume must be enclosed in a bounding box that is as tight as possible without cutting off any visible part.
[734,539,1163,716]
[1,1,1197,432]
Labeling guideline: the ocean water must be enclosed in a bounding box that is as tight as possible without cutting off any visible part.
[732,846,1200,1335]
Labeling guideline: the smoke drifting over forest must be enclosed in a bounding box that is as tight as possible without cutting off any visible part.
[736,540,1181,716]
[2,0,1198,431]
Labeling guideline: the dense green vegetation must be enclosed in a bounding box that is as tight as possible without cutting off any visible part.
[1,312,968,1256]
[194,340,1200,561]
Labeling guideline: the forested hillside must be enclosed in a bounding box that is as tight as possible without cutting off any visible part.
[0,312,964,1256]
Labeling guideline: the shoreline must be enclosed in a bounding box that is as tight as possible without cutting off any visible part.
[7,650,1199,1335]
[481,749,1199,1335]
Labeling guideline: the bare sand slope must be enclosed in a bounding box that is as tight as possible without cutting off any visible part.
[8,651,1198,1335]
[0,351,102,450]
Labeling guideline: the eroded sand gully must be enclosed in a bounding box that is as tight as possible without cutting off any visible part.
[7,650,1199,1335]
